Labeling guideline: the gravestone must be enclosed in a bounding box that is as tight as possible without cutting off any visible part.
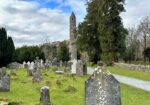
[85,67,121,105]
[10,69,16,75]
[67,61,72,70]
[40,86,51,105]
[45,60,50,69]
[60,61,63,67]
[0,68,10,92]
[27,61,30,67]
[27,62,34,76]
[83,63,87,75]
[0,67,6,76]
[52,58,59,66]
[40,59,44,68]
[71,59,77,74]
[32,69,42,82]
[8,62,21,69]
[76,60,84,76]
[23,61,26,68]
[35,57,40,69]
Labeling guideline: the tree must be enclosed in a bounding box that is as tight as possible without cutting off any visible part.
[97,0,127,65]
[77,0,101,63]
[0,28,15,67]
[138,16,150,61]
[124,27,140,62]
[143,47,150,62]
[57,41,70,62]
[7,37,15,62]
[13,46,45,63]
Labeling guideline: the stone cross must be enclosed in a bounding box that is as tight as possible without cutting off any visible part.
[85,66,121,105]
[40,86,51,105]
[35,57,40,69]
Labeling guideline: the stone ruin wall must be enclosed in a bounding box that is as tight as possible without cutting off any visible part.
[114,63,150,72]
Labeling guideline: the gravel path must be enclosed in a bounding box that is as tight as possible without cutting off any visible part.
[87,67,150,92]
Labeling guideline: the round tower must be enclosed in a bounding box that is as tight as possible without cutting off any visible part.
[70,12,77,61]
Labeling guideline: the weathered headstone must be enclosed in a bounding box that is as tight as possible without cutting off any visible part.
[0,68,10,92]
[10,69,16,75]
[71,59,77,74]
[35,57,40,69]
[23,61,26,68]
[59,61,63,67]
[85,67,121,105]
[0,67,6,76]
[32,69,42,82]
[27,62,34,76]
[27,61,30,67]
[76,60,84,76]
[83,63,87,75]
[45,60,50,69]
[51,58,59,66]
[40,86,51,105]
[40,59,44,68]
[8,62,21,69]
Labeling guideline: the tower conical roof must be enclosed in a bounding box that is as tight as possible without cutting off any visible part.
[71,12,76,18]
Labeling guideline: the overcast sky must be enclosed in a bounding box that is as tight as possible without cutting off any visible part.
[0,0,150,47]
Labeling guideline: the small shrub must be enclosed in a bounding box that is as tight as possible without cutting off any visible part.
[56,80,62,87]
[64,85,77,93]
[45,81,51,87]
[8,102,23,105]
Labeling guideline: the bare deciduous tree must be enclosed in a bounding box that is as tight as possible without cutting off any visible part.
[138,16,150,61]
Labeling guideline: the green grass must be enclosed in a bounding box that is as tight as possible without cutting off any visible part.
[121,84,150,105]
[0,67,150,105]
[107,66,150,81]
[128,61,150,65]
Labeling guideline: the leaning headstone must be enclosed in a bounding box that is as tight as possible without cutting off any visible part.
[85,66,121,105]
[32,69,42,82]
[76,60,84,76]
[0,68,10,92]
[40,86,51,105]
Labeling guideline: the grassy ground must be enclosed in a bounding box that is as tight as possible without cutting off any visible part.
[107,66,150,81]
[0,67,150,105]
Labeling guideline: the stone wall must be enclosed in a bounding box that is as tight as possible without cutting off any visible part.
[114,63,150,72]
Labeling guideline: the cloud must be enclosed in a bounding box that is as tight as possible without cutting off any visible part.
[0,0,72,47]
[121,0,150,28]
[0,0,149,47]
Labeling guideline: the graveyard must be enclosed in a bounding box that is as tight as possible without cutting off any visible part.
[0,0,150,105]
[0,66,150,105]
